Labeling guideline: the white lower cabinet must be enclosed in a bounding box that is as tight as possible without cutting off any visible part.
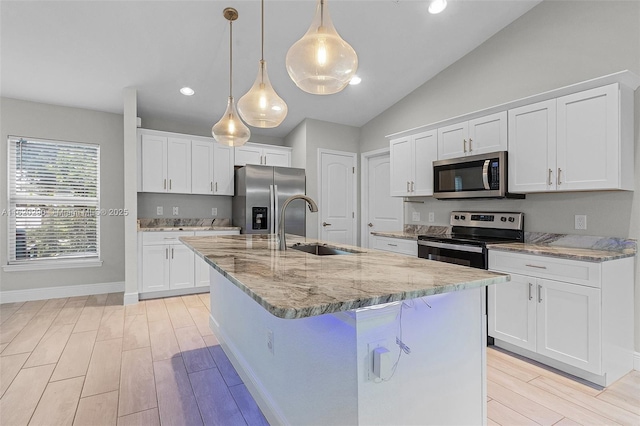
[139,230,239,296]
[488,250,633,386]
[371,235,417,256]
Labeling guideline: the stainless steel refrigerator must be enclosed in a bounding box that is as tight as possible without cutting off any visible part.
[232,165,307,236]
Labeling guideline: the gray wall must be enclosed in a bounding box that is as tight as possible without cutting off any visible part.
[137,193,232,220]
[359,1,640,351]
[285,119,360,239]
[0,98,125,291]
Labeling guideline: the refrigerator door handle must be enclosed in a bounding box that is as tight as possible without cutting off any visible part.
[274,184,279,236]
[269,184,275,234]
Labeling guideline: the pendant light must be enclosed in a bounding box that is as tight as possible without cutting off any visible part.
[238,0,288,128]
[212,7,251,147]
[285,0,358,95]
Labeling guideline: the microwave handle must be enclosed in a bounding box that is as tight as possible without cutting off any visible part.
[482,160,490,190]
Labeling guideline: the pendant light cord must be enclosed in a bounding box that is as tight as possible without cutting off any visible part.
[229,19,233,98]
[261,0,264,61]
[320,0,324,27]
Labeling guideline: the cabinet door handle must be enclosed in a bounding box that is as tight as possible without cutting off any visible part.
[548,169,553,186]
[406,181,410,192]
[463,139,467,153]
[557,168,562,185]
[526,264,547,269]
[169,179,172,190]
[264,154,267,164]
[388,243,398,247]
[166,248,169,259]
[538,284,542,303]
[171,248,174,259]
[211,182,213,192]
[528,283,533,301]
[468,138,473,152]
[411,181,414,192]
[164,179,167,190]
[215,182,218,192]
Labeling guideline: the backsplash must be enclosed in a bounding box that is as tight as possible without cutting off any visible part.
[138,218,231,229]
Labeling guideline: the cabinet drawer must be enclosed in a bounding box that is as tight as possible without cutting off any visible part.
[489,251,600,288]
[141,231,194,245]
[373,236,417,256]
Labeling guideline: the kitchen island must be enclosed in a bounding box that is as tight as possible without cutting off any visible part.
[180,234,509,425]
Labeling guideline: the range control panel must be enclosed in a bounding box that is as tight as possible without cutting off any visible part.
[450,211,524,230]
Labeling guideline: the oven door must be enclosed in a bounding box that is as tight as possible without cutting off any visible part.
[417,240,487,269]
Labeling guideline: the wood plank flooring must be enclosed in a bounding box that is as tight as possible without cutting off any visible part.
[1,293,638,425]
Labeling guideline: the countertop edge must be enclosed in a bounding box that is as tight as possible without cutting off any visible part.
[487,244,636,262]
[138,226,241,232]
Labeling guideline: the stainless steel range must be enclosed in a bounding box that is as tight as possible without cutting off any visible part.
[418,211,524,269]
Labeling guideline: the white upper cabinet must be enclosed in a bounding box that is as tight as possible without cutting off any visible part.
[140,134,168,193]
[508,99,557,193]
[167,138,192,193]
[390,130,438,197]
[213,143,234,195]
[138,130,235,195]
[438,112,507,160]
[509,83,633,193]
[234,142,291,167]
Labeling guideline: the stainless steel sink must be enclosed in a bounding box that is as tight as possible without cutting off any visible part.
[290,243,362,256]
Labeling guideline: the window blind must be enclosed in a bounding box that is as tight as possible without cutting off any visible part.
[7,137,100,264]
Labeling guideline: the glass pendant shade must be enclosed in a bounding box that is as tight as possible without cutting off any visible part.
[238,62,288,128]
[212,96,250,146]
[286,0,358,95]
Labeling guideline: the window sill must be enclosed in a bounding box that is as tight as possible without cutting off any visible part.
[2,259,103,272]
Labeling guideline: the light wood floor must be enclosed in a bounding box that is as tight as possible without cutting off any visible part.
[0,294,638,425]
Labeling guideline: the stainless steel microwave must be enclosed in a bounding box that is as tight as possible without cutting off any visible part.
[433,151,523,199]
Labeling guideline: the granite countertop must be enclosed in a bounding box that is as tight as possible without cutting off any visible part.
[138,226,241,232]
[180,234,509,319]
[487,242,636,262]
[370,231,419,240]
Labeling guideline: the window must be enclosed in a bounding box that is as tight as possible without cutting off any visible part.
[6,136,100,268]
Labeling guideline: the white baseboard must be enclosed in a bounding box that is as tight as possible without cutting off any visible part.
[0,281,125,304]
[634,351,640,371]
[123,292,139,305]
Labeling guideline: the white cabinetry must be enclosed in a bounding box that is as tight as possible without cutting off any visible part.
[138,130,235,195]
[371,236,417,256]
[140,135,191,193]
[437,112,507,160]
[488,250,633,386]
[509,83,634,193]
[390,130,437,197]
[140,232,194,293]
[139,229,240,297]
[235,143,291,167]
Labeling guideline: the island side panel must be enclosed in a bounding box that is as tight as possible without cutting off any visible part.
[208,267,359,425]
[355,287,486,425]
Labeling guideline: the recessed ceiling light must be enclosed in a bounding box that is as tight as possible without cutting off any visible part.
[428,0,447,14]
[180,87,195,96]
[349,75,362,85]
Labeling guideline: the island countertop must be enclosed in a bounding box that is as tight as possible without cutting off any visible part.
[180,234,509,319]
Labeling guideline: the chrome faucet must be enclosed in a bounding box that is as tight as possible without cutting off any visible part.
[278,195,318,250]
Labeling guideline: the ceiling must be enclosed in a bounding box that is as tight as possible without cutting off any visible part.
[1,0,541,139]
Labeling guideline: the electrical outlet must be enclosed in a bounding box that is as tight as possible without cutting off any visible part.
[428,212,435,223]
[367,340,388,381]
[156,206,163,216]
[211,208,218,216]
[412,212,420,222]
[266,329,274,355]
[172,206,179,216]
[575,214,587,230]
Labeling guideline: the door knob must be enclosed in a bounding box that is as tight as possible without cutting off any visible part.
[368,223,374,227]
[322,222,332,227]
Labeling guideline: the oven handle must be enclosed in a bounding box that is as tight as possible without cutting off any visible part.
[482,160,491,190]
[418,240,484,253]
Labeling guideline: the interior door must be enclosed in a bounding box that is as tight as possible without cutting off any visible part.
[319,150,356,245]
[365,153,402,248]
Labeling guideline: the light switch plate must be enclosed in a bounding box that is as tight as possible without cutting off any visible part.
[156,206,163,216]
[172,206,179,216]
[412,212,420,222]
[211,208,218,216]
